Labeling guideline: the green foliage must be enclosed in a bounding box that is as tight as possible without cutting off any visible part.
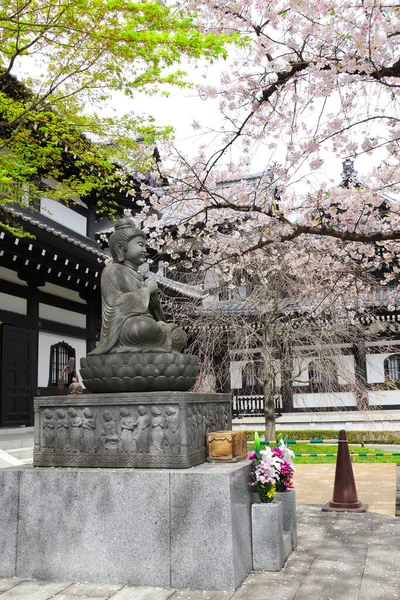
[246,429,400,445]
[253,431,261,459]
[0,0,236,219]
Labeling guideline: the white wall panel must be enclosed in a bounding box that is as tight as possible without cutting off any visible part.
[337,354,356,385]
[39,303,86,328]
[293,392,356,409]
[0,267,28,286]
[38,331,87,387]
[368,390,400,406]
[0,292,26,314]
[39,282,87,304]
[366,354,386,384]
[41,197,87,236]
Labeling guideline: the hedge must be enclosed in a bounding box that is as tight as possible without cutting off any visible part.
[246,430,400,445]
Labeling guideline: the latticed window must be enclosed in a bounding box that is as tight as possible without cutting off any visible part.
[308,359,337,390]
[48,342,76,387]
[243,361,263,393]
[384,354,400,381]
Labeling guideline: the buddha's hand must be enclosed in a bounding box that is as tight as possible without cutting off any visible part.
[144,277,158,294]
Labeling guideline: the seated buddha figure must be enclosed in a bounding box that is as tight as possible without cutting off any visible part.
[89,217,187,355]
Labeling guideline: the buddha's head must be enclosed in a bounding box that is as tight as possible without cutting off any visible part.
[109,217,147,268]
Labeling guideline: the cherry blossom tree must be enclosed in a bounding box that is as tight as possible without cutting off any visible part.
[162,249,380,438]
[141,0,400,294]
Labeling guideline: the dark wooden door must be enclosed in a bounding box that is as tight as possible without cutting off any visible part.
[0,325,35,426]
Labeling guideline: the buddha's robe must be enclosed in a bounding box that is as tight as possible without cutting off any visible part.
[89,262,186,355]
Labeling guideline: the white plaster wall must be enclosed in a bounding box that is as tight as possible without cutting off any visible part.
[38,331,87,387]
[40,197,87,236]
[337,354,356,385]
[39,282,87,304]
[39,303,86,328]
[293,392,356,409]
[292,354,355,387]
[368,390,400,406]
[0,267,28,286]
[292,357,309,386]
[0,291,27,314]
[366,354,387,384]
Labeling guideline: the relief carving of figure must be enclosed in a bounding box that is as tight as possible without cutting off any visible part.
[101,410,119,453]
[42,409,56,449]
[81,408,96,453]
[68,407,83,452]
[195,408,204,449]
[88,218,187,355]
[133,405,150,453]
[165,406,180,455]
[187,407,195,449]
[56,409,69,450]
[150,406,165,454]
[119,407,136,453]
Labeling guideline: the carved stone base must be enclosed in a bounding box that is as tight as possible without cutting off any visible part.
[80,352,198,393]
[33,391,232,469]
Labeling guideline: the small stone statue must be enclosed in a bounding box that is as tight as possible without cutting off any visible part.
[42,409,56,449]
[150,406,165,454]
[81,408,96,453]
[134,405,150,453]
[56,409,69,449]
[68,407,83,452]
[119,407,136,453]
[89,217,187,355]
[101,410,119,453]
[165,406,180,455]
[69,377,83,394]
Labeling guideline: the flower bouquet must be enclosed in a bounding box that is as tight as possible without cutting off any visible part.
[248,433,295,502]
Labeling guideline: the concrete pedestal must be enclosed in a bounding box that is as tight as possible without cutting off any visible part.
[0,462,252,592]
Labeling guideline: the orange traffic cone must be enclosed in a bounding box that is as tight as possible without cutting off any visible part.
[322,429,368,513]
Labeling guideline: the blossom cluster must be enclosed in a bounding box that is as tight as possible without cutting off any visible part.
[248,436,295,503]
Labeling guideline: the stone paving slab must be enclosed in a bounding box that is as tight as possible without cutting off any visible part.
[171,591,234,600]
[0,581,25,594]
[109,586,175,600]
[53,582,124,598]
[0,580,71,599]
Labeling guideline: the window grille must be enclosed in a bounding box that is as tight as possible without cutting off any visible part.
[48,342,76,387]
[308,359,337,390]
[384,354,400,381]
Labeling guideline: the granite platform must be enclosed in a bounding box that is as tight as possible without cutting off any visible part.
[0,462,252,592]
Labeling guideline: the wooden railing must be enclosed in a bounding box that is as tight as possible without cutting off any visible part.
[232,395,282,418]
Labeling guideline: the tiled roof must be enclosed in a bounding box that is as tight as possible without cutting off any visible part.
[3,204,205,299]
[4,205,107,259]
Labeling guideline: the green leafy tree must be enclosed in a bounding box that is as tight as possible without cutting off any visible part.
[0,0,235,231]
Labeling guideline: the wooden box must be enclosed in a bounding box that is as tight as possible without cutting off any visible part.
[206,430,247,462]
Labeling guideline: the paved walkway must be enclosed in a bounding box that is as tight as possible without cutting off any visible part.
[1,504,400,600]
[294,463,397,516]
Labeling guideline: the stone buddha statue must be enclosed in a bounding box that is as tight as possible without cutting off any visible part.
[81,217,197,393]
[90,217,187,355]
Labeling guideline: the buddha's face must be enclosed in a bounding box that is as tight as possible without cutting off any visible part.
[124,236,147,268]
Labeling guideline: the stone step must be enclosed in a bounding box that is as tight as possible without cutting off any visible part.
[0,449,24,468]
[7,447,34,460]
[0,435,34,451]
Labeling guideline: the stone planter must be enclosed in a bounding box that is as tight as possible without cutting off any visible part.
[274,489,297,550]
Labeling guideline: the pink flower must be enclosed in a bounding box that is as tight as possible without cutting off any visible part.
[272,447,284,459]
[247,450,257,460]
